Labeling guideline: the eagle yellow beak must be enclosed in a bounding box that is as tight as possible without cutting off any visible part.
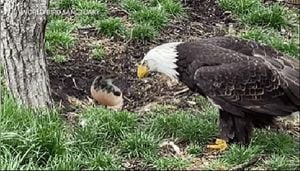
[137,64,149,79]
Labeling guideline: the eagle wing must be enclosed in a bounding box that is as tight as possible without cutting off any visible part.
[194,36,299,71]
[195,36,283,58]
[185,44,299,117]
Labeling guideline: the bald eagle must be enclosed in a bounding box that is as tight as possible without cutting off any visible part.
[137,36,300,146]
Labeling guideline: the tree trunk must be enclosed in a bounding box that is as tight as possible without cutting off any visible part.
[0,0,52,108]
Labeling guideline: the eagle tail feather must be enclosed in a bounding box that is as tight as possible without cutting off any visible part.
[219,110,253,145]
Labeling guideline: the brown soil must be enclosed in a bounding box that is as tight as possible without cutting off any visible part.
[47,0,234,112]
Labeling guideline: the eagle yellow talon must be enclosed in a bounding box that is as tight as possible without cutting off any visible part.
[207,138,228,152]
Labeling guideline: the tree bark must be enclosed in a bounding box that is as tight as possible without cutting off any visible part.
[0,0,52,108]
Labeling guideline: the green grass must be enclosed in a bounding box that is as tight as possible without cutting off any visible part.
[75,107,138,146]
[218,0,299,58]
[186,143,203,155]
[122,0,182,40]
[242,3,290,29]
[46,18,75,33]
[91,45,107,60]
[240,27,299,58]
[261,155,300,170]
[251,130,299,155]
[218,0,261,15]
[206,129,300,170]
[206,145,262,170]
[148,107,218,144]
[1,80,300,169]
[119,131,159,158]
[52,54,68,63]
[45,31,75,52]
[218,0,291,29]
[95,17,125,37]
[121,0,145,12]
[128,24,157,40]
[74,0,108,25]
[0,95,129,169]
[152,156,190,170]
[45,19,75,53]
[48,148,122,170]
[130,7,168,29]
[150,0,183,16]
[57,0,74,10]
[0,95,67,168]
[0,83,218,170]
[48,0,183,42]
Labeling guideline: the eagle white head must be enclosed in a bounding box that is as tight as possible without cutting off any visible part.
[137,42,183,80]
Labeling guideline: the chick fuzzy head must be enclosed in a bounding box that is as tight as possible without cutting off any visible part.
[90,75,123,109]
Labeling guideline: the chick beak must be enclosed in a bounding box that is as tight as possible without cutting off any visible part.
[137,64,149,79]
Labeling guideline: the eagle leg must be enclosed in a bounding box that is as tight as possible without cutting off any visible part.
[219,110,253,145]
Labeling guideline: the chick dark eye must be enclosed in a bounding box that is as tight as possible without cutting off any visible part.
[96,75,103,80]
[113,90,121,96]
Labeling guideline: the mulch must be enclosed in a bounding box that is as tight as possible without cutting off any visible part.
[47,0,233,112]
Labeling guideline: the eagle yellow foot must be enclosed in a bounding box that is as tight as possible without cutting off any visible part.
[207,138,228,152]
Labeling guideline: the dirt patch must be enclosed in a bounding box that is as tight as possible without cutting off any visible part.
[47,0,233,112]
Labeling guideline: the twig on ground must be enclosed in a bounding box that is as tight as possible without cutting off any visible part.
[72,78,80,90]
[77,26,96,30]
[174,88,190,96]
[229,155,262,171]
[123,95,132,102]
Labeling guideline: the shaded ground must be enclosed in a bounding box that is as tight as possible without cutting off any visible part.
[47,0,233,112]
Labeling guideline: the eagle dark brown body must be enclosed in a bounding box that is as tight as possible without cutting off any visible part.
[175,36,300,144]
